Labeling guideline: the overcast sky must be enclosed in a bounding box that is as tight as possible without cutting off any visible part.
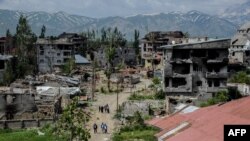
[0,0,248,18]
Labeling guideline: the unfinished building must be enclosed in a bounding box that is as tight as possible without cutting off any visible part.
[140,31,184,69]
[161,39,230,98]
[36,33,87,73]
[229,22,250,70]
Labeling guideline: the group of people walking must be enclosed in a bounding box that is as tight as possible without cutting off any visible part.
[93,122,108,134]
[99,104,110,113]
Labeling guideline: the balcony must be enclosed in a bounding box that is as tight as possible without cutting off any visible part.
[165,86,192,93]
[205,72,228,78]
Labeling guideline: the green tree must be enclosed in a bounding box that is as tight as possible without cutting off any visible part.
[133,30,140,64]
[54,97,90,141]
[229,71,250,84]
[103,27,127,91]
[39,25,46,38]
[15,15,37,77]
[3,61,14,86]
[5,29,13,55]
[63,58,76,74]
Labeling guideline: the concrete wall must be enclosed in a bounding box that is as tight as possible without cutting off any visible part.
[0,119,54,129]
[37,44,74,73]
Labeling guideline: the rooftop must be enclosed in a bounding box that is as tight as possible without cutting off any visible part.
[74,54,90,64]
[147,97,250,141]
[160,38,230,49]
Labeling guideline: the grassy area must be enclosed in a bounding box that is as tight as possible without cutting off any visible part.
[113,128,158,141]
[0,129,64,141]
[113,112,159,141]
[129,89,165,100]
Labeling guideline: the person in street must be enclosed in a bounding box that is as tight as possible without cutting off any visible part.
[101,122,105,133]
[104,123,108,133]
[93,123,98,134]
[107,105,110,113]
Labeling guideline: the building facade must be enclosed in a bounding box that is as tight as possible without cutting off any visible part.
[36,33,87,73]
[162,39,230,97]
[229,22,250,67]
[140,31,184,69]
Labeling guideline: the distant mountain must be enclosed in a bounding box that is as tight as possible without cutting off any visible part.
[220,1,250,26]
[0,9,237,39]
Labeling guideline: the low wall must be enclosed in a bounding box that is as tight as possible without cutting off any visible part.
[0,119,54,129]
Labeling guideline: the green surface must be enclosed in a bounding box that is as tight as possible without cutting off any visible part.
[113,129,158,141]
[0,129,64,141]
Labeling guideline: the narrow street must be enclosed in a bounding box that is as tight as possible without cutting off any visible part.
[88,78,151,141]
[88,92,130,141]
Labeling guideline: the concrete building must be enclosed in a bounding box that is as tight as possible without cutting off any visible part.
[229,22,250,68]
[94,47,136,68]
[161,38,230,97]
[36,33,87,73]
[140,31,184,69]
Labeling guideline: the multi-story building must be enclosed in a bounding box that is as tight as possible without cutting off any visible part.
[140,31,184,69]
[161,38,230,98]
[229,22,250,68]
[36,33,87,73]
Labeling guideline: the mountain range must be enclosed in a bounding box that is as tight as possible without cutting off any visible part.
[0,1,250,39]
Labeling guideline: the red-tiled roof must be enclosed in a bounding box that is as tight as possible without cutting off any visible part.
[148,97,250,141]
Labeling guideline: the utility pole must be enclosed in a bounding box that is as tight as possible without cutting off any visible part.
[116,79,119,112]
[91,59,96,101]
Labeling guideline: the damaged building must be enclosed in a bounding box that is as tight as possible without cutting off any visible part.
[161,38,230,98]
[94,47,136,68]
[229,22,250,70]
[36,33,87,73]
[140,31,184,69]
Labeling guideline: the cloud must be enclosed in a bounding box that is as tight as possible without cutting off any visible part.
[0,0,248,17]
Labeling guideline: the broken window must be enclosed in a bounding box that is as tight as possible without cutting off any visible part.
[232,52,235,56]
[40,51,44,55]
[165,78,169,87]
[191,50,206,57]
[196,81,202,86]
[173,50,190,59]
[207,50,219,59]
[172,78,186,87]
[214,80,220,87]
[57,60,62,63]
[246,51,250,56]
[63,52,71,56]
[173,64,190,74]
[40,46,44,50]
[57,53,61,56]
[0,60,5,69]
[208,80,212,87]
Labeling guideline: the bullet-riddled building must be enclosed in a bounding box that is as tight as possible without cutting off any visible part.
[229,22,250,68]
[36,33,87,73]
[161,39,230,97]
